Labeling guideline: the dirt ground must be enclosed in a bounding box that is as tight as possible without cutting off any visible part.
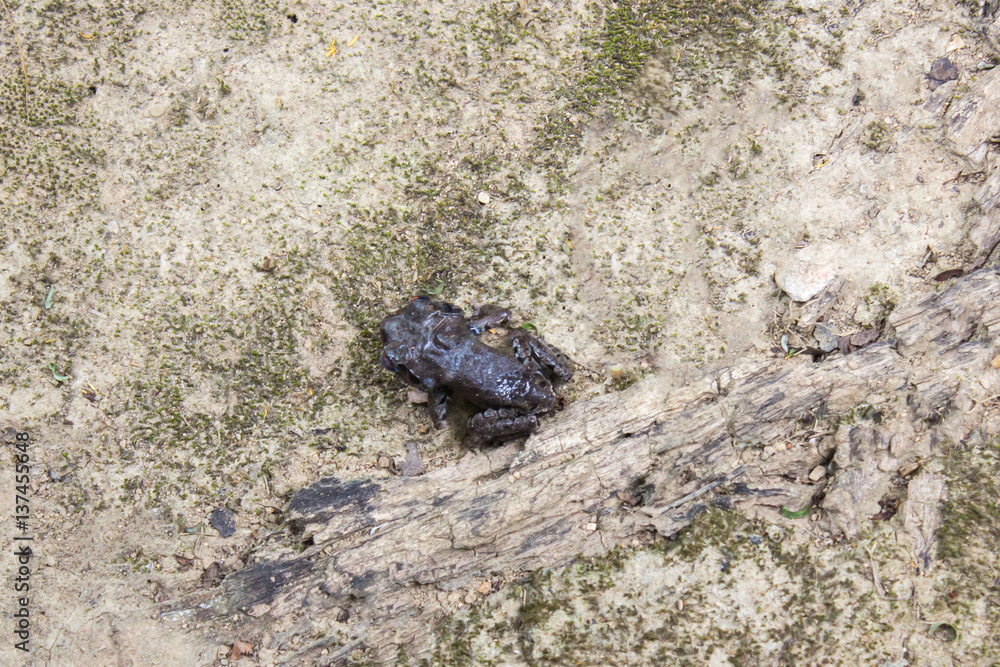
[2,0,999,664]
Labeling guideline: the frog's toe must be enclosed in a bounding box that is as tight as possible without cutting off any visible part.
[510,329,574,383]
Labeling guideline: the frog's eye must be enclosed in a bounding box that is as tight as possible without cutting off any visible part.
[380,351,397,372]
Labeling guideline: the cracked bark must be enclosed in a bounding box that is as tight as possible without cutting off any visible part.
[159,269,1000,663]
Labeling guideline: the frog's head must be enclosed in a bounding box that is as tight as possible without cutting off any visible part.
[379,296,465,388]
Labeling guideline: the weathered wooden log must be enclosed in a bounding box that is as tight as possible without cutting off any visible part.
[160,269,1000,663]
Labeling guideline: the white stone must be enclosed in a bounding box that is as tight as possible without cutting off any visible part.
[774,245,839,302]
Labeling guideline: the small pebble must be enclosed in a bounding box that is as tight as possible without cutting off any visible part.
[209,508,236,538]
[774,245,838,302]
[407,389,428,404]
[928,57,959,89]
[585,522,598,531]
[146,102,168,118]
[945,34,965,52]
[401,441,424,477]
[809,465,827,482]
[476,581,492,595]
[477,191,491,205]
[813,323,840,353]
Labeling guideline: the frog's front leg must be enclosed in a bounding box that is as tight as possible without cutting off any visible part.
[468,408,539,442]
[428,387,448,429]
[467,304,511,335]
[509,328,574,383]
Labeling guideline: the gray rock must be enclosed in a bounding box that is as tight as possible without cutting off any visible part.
[928,57,959,85]
[209,507,236,537]
[145,102,168,118]
[812,323,840,352]
[401,441,424,477]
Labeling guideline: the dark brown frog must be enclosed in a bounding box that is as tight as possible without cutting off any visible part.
[379,297,572,441]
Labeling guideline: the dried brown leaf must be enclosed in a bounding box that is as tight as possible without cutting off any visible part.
[229,640,253,660]
[933,268,964,282]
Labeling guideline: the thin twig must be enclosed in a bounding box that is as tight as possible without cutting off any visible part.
[1,0,29,112]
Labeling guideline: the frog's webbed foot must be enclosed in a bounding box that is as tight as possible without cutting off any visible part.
[468,408,539,442]
[509,328,574,383]
[428,387,448,430]
[468,304,511,335]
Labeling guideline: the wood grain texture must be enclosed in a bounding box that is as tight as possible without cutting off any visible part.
[161,269,1000,663]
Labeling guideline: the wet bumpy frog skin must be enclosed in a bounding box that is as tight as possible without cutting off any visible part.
[379,296,573,442]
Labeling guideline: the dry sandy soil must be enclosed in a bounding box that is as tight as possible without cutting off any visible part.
[2,0,1000,664]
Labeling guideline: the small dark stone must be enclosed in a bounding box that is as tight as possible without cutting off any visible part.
[849,327,881,349]
[209,507,237,537]
[336,608,350,623]
[852,89,865,106]
[401,441,424,477]
[928,57,959,84]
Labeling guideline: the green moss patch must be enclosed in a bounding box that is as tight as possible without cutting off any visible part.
[936,435,1000,660]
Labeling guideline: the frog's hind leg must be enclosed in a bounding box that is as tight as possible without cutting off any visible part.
[468,408,539,442]
[468,304,511,335]
[509,329,574,383]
